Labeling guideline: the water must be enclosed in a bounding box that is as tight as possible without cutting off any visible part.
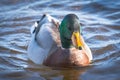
[0,0,120,80]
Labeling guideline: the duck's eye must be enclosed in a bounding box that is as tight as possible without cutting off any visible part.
[67,25,73,31]
[68,26,72,31]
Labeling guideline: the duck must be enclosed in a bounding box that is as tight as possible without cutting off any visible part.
[27,13,93,67]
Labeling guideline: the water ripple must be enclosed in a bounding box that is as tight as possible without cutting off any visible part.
[0,0,120,80]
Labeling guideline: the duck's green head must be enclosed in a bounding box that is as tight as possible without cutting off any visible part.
[59,14,82,49]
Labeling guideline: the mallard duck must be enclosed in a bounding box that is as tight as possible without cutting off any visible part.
[27,14,93,67]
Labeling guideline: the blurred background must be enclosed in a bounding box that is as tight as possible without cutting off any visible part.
[0,0,120,80]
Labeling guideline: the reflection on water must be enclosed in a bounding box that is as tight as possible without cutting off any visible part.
[26,63,90,80]
[0,0,120,80]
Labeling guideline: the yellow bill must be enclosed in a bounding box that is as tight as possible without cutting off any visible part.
[71,31,83,49]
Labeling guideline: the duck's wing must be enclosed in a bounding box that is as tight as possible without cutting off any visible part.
[36,14,61,46]
[28,14,60,64]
